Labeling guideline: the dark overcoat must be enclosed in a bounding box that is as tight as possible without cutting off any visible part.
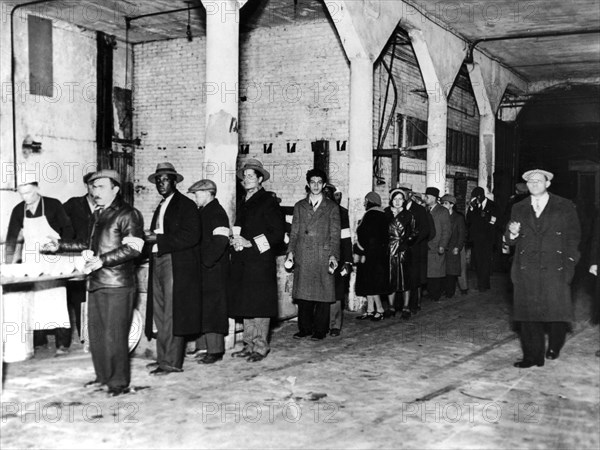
[427,203,451,278]
[288,196,340,303]
[198,198,230,335]
[385,207,416,293]
[355,207,390,296]
[63,195,93,240]
[591,211,600,325]
[507,194,580,322]
[446,211,466,276]
[147,190,202,336]
[229,188,285,318]
[334,205,353,300]
[406,201,430,285]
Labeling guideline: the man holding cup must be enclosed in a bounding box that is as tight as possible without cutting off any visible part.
[287,169,340,341]
[46,170,144,396]
[506,169,580,368]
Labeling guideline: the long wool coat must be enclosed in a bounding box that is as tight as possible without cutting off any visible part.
[229,188,285,318]
[446,211,466,276]
[147,190,202,337]
[198,198,230,335]
[288,196,341,303]
[355,207,390,296]
[427,203,451,278]
[507,194,580,322]
[406,201,431,285]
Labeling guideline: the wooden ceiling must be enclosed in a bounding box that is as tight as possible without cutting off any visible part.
[7,0,600,82]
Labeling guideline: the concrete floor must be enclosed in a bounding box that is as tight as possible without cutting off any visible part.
[1,272,599,449]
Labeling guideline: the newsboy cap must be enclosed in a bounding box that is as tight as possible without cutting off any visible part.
[88,169,121,186]
[441,194,456,204]
[522,169,554,182]
[188,179,217,194]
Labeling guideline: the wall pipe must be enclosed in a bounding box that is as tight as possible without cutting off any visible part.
[9,0,59,190]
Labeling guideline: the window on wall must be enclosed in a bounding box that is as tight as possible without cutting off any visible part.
[28,15,53,97]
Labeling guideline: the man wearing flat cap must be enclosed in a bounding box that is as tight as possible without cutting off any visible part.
[188,179,231,364]
[441,194,466,298]
[423,187,451,302]
[287,169,340,340]
[145,162,201,375]
[47,169,144,396]
[229,159,285,362]
[466,186,499,292]
[506,169,580,368]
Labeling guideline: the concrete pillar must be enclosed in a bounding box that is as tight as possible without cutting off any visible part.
[347,56,374,233]
[201,0,241,223]
[409,30,449,192]
[201,0,243,350]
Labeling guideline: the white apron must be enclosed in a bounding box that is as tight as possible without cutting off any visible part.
[22,199,70,330]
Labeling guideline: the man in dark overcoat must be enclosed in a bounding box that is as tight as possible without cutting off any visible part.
[507,169,580,368]
[144,162,201,375]
[441,194,466,298]
[188,179,230,364]
[423,187,451,302]
[229,159,285,362]
[324,184,352,337]
[467,186,500,291]
[287,169,340,340]
[398,183,431,313]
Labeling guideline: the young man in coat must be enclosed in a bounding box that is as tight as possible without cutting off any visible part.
[441,194,466,298]
[287,169,341,340]
[397,183,431,313]
[467,186,499,292]
[188,179,231,364]
[423,187,451,302]
[145,162,201,375]
[507,169,580,368]
[229,159,285,362]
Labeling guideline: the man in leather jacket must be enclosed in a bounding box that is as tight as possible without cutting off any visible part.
[46,169,144,396]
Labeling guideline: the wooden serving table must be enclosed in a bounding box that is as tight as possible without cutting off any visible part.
[0,271,85,393]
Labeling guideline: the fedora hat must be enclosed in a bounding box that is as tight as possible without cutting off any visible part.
[237,158,270,182]
[424,187,440,198]
[148,162,184,184]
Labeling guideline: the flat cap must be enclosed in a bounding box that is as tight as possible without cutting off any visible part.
[88,169,121,186]
[522,169,554,182]
[441,194,456,204]
[188,179,217,194]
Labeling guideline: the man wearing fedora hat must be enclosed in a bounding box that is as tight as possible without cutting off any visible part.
[423,187,451,302]
[441,194,466,298]
[144,162,201,375]
[466,186,499,292]
[229,159,285,362]
[188,179,231,364]
[507,169,580,368]
[46,169,145,396]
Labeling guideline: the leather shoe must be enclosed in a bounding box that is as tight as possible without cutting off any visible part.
[293,332,311,339]
[145,362,159,369]
[546,349,559,360]
[231,348,252,358]
[107,386,130,397]
[310,334,325,340]
[199,353,223,364]
[84,379,103,388]
[246,352,267,362]
[514,360,544,368]
[150,366,183,375]
[329,328,341,337]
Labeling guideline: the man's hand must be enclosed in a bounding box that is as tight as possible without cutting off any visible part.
[590,264,598,276]
[144,230,157,243]
[42,238,60,253]
[437,246,445,255]
[328,255,338,272]
[452,247,459,255]
[83,256,103,274]
[231,235,252,251]
[508,221,521,236]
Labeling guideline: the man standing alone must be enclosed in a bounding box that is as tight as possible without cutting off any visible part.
[507,169,580,368]
[287,169,340,340]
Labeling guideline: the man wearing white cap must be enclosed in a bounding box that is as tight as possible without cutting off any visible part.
[506,169,580,368]
[5,174,74,355]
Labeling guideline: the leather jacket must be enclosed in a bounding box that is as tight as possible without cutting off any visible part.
[59,195,144,291]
